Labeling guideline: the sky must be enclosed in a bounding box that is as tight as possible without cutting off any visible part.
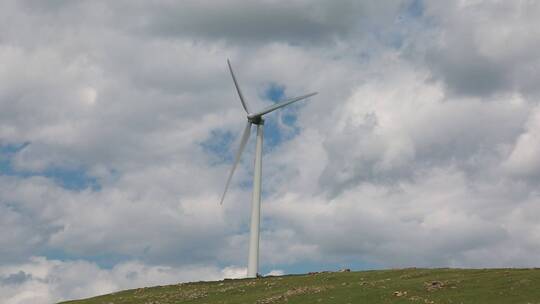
[1,0,540,303]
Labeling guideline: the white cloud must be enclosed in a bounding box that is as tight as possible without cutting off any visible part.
[503,106,540,177]
[0,257,243,304]
[79,87,97,106]
[265,269,285,276]
[423,1,540,96]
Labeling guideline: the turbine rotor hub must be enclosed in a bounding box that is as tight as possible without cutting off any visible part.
[248,115,264,125]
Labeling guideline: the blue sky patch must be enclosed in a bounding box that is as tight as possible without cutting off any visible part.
[43,167,101,191]
[264,83,286,101]
[261,83,302,148]
[200,129,235,164]
[0,143,100,191]
[406,0,424,18]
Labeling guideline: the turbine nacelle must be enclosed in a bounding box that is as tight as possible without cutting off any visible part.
[247,115,264,125]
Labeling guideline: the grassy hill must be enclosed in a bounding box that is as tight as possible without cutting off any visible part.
[60,268,540,304]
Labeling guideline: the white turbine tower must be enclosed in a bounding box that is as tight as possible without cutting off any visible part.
[220,59,317,278]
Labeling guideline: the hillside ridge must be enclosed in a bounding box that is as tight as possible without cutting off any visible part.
[60,268,540,304]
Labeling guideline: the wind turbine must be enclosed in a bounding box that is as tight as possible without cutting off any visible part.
[220,59,317,278]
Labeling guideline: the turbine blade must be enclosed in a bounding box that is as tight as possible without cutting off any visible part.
[220,120,252,204]
[227,59,251,114]
[249,92,317,118]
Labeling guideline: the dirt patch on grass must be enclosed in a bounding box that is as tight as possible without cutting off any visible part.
[256,286,330,304]
[132,286,208,303]
[424,280,444,291]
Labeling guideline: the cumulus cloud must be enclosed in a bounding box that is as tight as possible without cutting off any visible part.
[0,257,246,304]
[122,0,405,44]
[423,1,540,97]
[2,0,540,303]
[503,106,540,177]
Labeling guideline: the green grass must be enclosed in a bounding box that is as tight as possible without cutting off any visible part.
[60,268,540,304]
